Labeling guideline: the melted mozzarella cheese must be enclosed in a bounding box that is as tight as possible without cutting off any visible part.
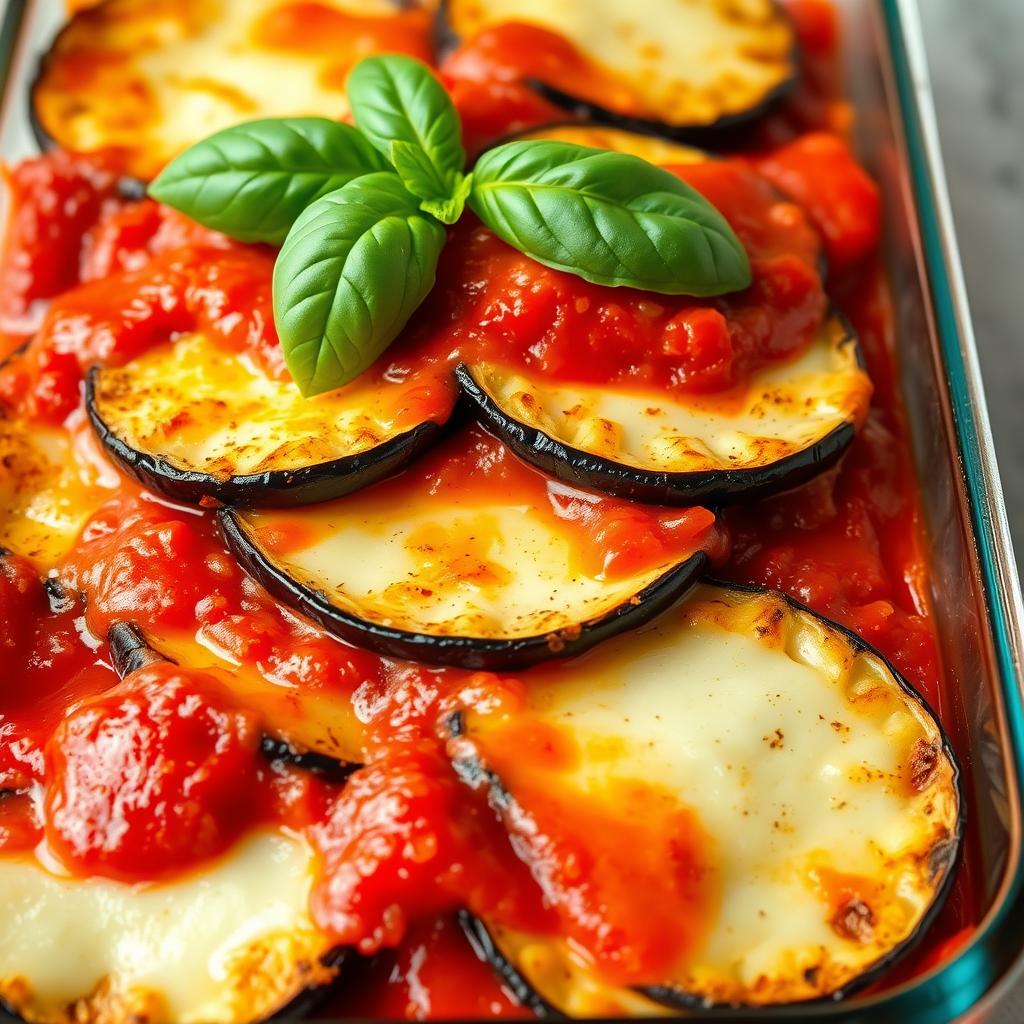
[233,494,694,640]
[457,583,959,1010]
[91,332,453,481]
[35,0,425,178]
[0,410,118,566]
[448,0,795,127]
[0,831,335,1024]
[466,314,871,475]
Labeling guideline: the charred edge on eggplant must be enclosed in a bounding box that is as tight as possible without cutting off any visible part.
[218,506,709,671]
[637,582,965,1011]
[458,912,566,1021]
[106,622,362,783]
[85,365,456,509]
[107,621,172,677]
[435,0,799,141]
[447,579,964,1012]
[456,314,864,508]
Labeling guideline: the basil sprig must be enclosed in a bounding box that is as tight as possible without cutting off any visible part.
[151,54,750,397]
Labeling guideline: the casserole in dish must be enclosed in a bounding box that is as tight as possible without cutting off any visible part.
[0,1,1022,1021]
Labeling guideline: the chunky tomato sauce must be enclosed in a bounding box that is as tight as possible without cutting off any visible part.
[0,0,978,1017]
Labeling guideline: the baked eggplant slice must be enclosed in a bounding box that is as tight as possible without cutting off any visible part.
[105,622,368,767]
[31,0,433,179]
[458,310,870,506]
[440,0,797,137]
[86,331,457,507]
[447,581,962,1013]
[0,830,344,1024]
[219,427,721,669]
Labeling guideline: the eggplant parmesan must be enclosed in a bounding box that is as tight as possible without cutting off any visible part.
[0,1,974,1020]
[31,0,434,180]
[449,582,961,1013]
[459,310,870,505]
[86,331,457,507]
[440,0,798,135]
[220,427,721,668]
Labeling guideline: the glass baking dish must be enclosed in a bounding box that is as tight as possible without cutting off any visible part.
[1,0,1022,1021]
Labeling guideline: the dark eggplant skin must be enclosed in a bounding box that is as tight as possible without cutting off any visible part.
[457,310,864,508]
[445,579,965,1014]
[107,620,170,677]
[85,365,457,509]
[219,506,709,671]
[458,912,565,1020]
[435,0,800,143]
[456,370,855,509]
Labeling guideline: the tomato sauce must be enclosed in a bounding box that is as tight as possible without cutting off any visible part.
[411,155,824,394]
[0,0,979,1016]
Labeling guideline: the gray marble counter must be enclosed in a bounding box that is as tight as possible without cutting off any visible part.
[922,0,1024,569]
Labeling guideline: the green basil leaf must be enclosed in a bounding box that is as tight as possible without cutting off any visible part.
[347,54,465,202]
[273,172,446,397]
[420,172,473,226]
[469,141,751,297]
[388,139,452,204]
[149,118,389,245]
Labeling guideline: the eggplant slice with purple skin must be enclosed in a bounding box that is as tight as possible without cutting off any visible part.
[458,310,870,507]
[445,580,962,1015]
[438,0,798,139]
[217,427,719,670]
[86,330,458,508]
[30,0,431,180]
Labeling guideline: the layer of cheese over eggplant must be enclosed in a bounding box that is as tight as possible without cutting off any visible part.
[444,0,796,130]
[451,582,961,1012]
[219,436,712,667]
[88,331,453,506]
[0,831,337,1024]
[459,311,871,505]
[32,0,417,178]
[0,413,116,565]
